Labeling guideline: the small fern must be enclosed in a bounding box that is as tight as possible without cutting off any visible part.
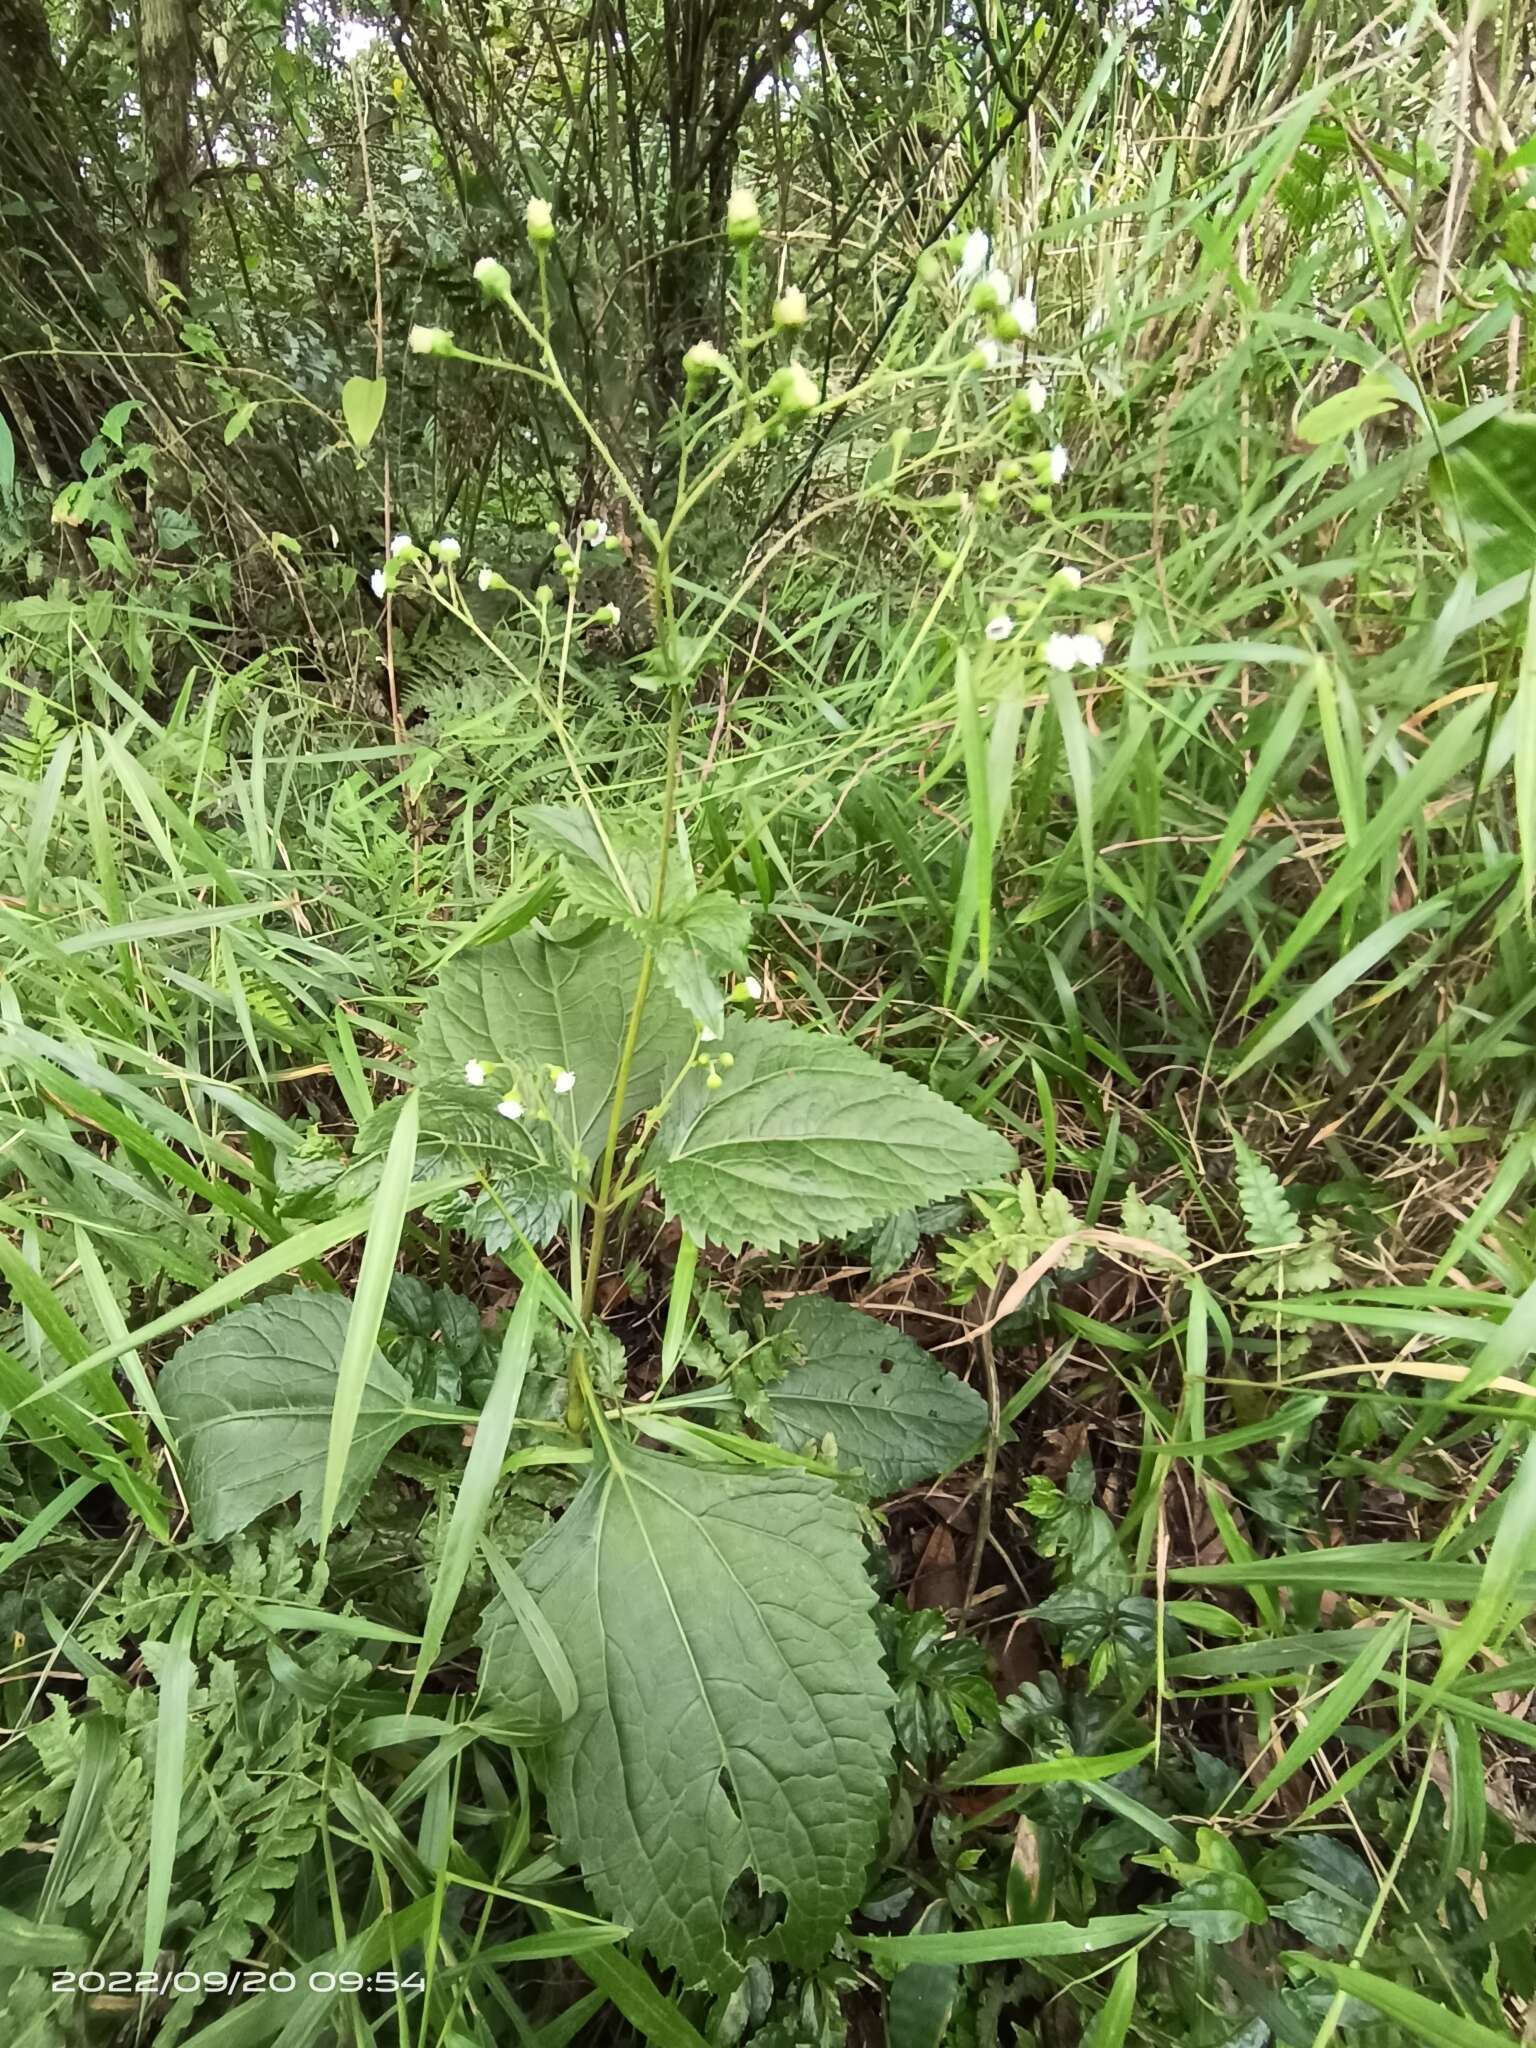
[1232,1137,1297,1250]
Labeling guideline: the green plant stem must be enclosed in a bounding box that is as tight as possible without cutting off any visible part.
[579,681,687,1330]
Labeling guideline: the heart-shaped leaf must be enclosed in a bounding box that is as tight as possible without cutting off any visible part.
[341,374,388,451]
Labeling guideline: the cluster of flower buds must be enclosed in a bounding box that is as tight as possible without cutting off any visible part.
[462,1057,576,1123]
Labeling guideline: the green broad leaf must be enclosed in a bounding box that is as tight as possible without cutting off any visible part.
[767,1295,986,1494]
[886,1959,959,2048]
[223,400,258,445]
[1161,1868,1268,1943]
[156,1292,412,1541]
[652,892,752,1037]
[526,805,750,1032]
[655,1019,1015,1255]
[1295,373,1400,445]
[416,926,694,1167]
[350,1080,570,1245]
[341,374,388,450]
[477,1444,894,1989]
[1430,409,1536,589]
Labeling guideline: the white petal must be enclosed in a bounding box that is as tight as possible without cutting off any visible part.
[1071,634,1104,669]
[370,569,386,599]
[496,1097,524,1121]
[553,1069,576,1094]
[744,975,762,1000]
[1049,444,1070,484]
[1043,633,1078,673]
[1023,377,1048,415]
[985,614,1014,641]
[956,229,990,286]
[464,1060,486,1087]
[390,533,413,556]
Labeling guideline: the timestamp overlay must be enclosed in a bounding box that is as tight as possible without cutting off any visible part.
[51,1969,426,1998]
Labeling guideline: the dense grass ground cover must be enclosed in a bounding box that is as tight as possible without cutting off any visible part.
[4,3,1536,2044]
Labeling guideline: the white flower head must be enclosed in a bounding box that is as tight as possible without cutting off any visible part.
[1008,293,1038,338]
[744,974,762,1000]
[525,196,555,245]
[1049,444,1070,484]
[955,228,990,287]
[435,535,461,564]
[370,568,386,599]
[464,1059,487,1087]
[970,265,1013,314]
[581,517,609,545]
[1070,633,1104,669]
[1043,633,1079,673]
[972,337,1001,371]
[771,362,819,415]
[772,285,808,330]
[1023,377,1048,415]
[593,602,621,626]
[407,324,455,356]
[553,1068,576,1095]
[683,340,726,381]
[473,255,513,308]
[726,187,762,244]
[985,612,1014,642]
[390,532,414,557]
[477,565,494,592]
[1053,564,1083,590]
[496,1096,525,1121]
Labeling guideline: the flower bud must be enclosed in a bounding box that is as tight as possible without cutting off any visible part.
[683,340,726,382]
[992,293,1037,342]
[473,255,513,310]
[525,196,555,245]
[772,285,808,329]
[969,266,1012,314]
[915,249,943,287]
[768,362,819,416]
[967,338,1001,372]
[408,325,455,357]
[726,188,761,245]
[433,535,461,564]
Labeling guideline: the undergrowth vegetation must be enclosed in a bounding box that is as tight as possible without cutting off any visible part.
[4,1,1536,2044]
